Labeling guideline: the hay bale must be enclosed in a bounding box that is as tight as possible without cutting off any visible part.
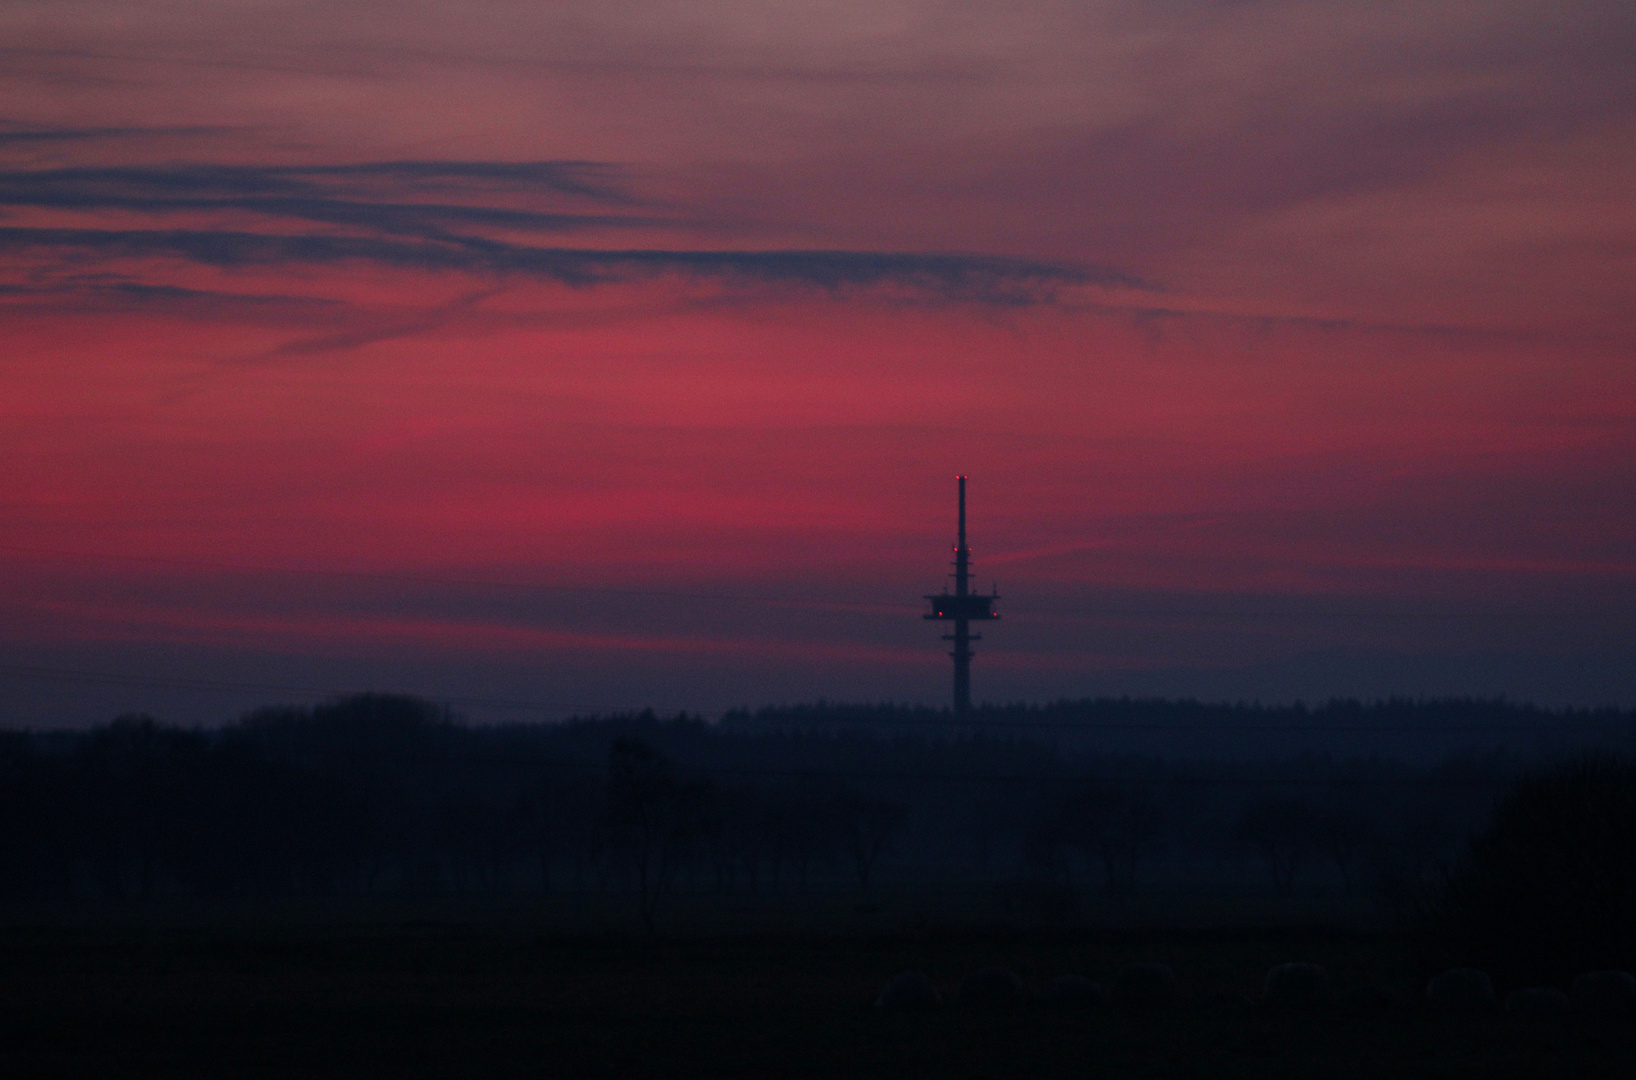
[958,966,1026,1009]
[1044,975,1105,1009]
[875,970,941,1011]
[1112,962,1176,1009]
[1505,986,1569,1021]
[1425,968,1496,1012]
[1571,971,1636,1020]
[1262,963,1330,1010]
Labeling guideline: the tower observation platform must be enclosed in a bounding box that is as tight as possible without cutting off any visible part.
[924,476,999,713]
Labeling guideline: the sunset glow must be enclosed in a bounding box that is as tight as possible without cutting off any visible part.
[3,2,1634,723]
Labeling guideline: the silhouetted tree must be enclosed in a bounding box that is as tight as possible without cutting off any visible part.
[1233,799,1312,895]
[832,790,907,905]
[0,733,71,898]
[1053,783,1166,900]
[1427,753,1636,983]
[80,715,211,898]
[0,693,1580,914]
[605,738,711,934]
[1311,803,1374,890]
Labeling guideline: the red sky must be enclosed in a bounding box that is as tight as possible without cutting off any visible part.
[2,2,1634,723]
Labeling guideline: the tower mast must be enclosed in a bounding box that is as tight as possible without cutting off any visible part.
[925,476,999,713]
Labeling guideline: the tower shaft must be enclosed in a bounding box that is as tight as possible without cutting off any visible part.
[952,475,971,710]
[951,617,972,712]
[924,475,998,714]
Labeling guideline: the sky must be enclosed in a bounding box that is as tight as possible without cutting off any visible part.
[2,1,1634,726]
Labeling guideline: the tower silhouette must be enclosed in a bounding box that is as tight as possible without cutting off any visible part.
[924,476,999,712]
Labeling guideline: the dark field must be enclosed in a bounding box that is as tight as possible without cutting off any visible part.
[1,910,1632,1078]
[3,703,1632,1074]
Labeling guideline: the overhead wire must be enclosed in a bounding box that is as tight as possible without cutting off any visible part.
[0,544,900,613]
[2,542,1624,622]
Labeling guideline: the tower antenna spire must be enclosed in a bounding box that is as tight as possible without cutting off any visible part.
[925,475,999,713]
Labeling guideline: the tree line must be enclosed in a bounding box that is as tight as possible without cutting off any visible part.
[0,694,1627,926]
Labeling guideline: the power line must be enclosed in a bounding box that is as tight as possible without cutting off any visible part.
[3,543,1625,623]
[0,544,903,613]
[1007,604,1622,622]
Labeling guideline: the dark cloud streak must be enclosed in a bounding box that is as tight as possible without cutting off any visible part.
[0,126,156,145]
[0,160,670,253]
[0,278,339,307]
[0,161,630,202]
[0,158,1129,301]
[0,225,1115,301]
[0,190,663,239]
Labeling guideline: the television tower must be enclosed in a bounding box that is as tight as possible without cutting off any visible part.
[925,476,999,713]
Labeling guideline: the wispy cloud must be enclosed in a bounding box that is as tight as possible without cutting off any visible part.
[0,158,1131,302]
[0,159,641,230]
[0,277,342,314]
[0,225,1113,301]
[0,125,163,145]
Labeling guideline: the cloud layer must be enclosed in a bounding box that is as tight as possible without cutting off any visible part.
[1,1,1633,720]
[0,159,1121,302]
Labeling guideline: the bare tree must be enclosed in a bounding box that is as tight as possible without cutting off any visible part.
[1054,783,1166,901]
[605,738,711,935]
[1311,804,1373,890]
[833,791,907,906]
[1233,799,1312,895]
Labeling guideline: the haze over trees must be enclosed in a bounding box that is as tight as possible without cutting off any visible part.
[0,694,1629,933]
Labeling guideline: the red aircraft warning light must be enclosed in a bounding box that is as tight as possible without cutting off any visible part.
[924,475,999,713]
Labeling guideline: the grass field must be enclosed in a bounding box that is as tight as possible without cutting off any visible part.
[0,906,1631,1077]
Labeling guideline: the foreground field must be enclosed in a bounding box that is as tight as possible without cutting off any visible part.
[0,912,1631,1077]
